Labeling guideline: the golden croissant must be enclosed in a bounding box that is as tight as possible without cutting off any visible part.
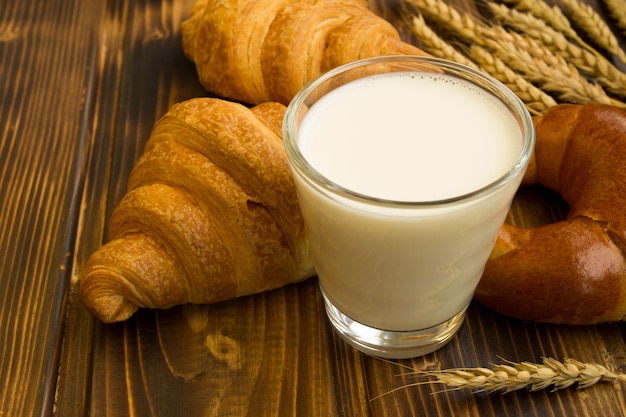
[80,98,314,323]
[181,0,428,105]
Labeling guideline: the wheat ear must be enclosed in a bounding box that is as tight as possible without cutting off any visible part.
[500,0,612,62]
[481,28,624,108]
[401,7,553,115]
[488,2,626,98]
[467,45,557,115]
[500,0,579,41]
[403,12,479,69]
[560,0,626,64]
[603,0,626,36]
[401,0,482,44]
[372,357,626,398]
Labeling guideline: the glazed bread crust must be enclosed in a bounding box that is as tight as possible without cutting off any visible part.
[476,104,626,324]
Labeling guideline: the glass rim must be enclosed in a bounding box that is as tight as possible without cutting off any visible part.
[283,55,535,208]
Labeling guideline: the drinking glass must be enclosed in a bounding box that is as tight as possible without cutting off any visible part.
[283,56,534,359]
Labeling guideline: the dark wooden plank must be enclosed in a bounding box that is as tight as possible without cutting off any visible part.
[1,0,624,415]
[0,0,101,415]
[81,280,370,416]
[53,1,132,415]
[56,0,206,415]
[67,0,626,414]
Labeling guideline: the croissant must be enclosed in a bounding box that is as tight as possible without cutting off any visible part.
[476,104,626,325]
[80,98,315,323]
[181,0,428,105]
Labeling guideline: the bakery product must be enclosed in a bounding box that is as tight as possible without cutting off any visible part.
[181,0,429,105]
[83,100,626,325]
[80,98,315,323]
[476,104,626,325]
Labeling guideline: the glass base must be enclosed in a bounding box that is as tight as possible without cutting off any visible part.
[321,291,468,359]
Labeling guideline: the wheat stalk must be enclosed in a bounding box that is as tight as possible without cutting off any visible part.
[401,7,555,115]
[603,0,626,36]
[488,2,626,97]
[500,0,610,61]
[373,357,626,398]
[500,0,579,40]
[560,0,626,64]
[401,0,482,44]
[404,12,479,69]
[399,0,626,107]
[481,28,624,107]
[467,44,557,115]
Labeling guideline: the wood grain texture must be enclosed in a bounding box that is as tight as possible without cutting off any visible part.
[1,0,626,416]
[0,0,101,415]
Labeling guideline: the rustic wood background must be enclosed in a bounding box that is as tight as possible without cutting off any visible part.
[1,0,625,416]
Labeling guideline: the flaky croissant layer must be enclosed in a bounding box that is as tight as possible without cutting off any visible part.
[80,99,314,323]
[181,0,428,105]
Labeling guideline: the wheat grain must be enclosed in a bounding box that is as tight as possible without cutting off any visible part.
[404,12,479,69]
[401,0,481,43]
[603,0,626,36]
[500,0,579,40]
[561,0,626,64]
[481,28,624,107]
[401,3,555,114]
[372,357,626,398]
[468,44,557,115]
[488,2,626,97]
[399,0,626,107]
[500,0,609,61]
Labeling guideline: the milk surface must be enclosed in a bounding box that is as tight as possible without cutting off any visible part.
[292,72,526,331]
[298,72,522,201]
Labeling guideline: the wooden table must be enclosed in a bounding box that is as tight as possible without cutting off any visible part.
[2,0,626,415]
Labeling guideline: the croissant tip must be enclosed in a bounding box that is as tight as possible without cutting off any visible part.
[81,278,139,323]
[86,296,139,323]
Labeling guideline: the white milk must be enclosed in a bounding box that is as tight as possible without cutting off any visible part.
[292,72,526,331]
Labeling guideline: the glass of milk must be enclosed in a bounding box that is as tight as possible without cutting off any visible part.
[283,56,534,359]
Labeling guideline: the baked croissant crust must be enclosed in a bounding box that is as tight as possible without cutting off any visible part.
[80,98,315,323]
[476,104,626,325]
[181,0,428,105]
